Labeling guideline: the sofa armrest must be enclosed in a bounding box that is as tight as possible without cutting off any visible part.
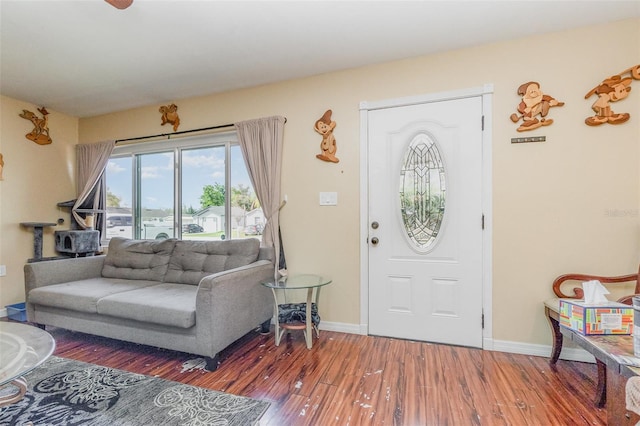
[195,259,275,355]
[24,255,106,293]
[258,246,275,263]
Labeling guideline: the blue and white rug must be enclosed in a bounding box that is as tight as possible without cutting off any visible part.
[0,356,269,425]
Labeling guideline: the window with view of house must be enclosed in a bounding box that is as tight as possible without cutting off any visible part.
[105,132,263,242]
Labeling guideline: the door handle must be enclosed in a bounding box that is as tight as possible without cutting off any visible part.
[371,237,379,245]
[371,221,379,229]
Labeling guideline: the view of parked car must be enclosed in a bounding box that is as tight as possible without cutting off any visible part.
[107,215,132,228]
[105,214,174,240]
[106,214,133,239]
[244,224,264,235]
[182,224,204,233]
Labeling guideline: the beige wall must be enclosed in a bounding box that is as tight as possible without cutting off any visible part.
[0,96,78,308]
[2,18,638,349]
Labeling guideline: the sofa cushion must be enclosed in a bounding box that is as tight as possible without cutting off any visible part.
[97,283,197,328]
[102,238,176,282]
[28,278,159,314]
[163,238,260,285]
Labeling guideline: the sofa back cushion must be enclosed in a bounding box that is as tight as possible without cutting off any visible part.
[163,238,260,285]
[102,238,177,282]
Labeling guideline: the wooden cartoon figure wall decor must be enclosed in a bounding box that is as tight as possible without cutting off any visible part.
[19,107,52,145]
[584,65,640,126]
[159,103,180,132]
[314,109,339,163]
[510,82,564,132]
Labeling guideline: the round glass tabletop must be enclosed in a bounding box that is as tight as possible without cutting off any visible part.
[0,322,56,386]
[261,274,332,289]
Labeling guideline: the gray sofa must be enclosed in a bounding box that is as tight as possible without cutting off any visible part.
[24,237,275,370]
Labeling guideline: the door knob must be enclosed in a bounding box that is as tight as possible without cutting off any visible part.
[371,221,379,229]
[371,237,379,245]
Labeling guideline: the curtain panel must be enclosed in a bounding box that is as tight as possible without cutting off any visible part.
[235,116,286,277]
[72,140,116,236]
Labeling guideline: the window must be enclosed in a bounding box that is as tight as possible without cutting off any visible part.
[105,132,261,242]
[399,133,446,251]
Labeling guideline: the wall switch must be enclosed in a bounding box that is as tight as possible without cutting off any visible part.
[0,265,6,277]
[319,192,338,206]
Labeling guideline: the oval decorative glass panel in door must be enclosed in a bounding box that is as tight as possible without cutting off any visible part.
[399,133,446,251]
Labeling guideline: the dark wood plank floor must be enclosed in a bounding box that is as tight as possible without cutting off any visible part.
[42,325,604,425]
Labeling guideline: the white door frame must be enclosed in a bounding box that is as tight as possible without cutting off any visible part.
[359,84,494,348]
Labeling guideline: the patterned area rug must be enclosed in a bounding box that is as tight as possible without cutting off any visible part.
[0,356,270,425]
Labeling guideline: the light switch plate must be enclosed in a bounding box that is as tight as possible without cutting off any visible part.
[319,192,338,206]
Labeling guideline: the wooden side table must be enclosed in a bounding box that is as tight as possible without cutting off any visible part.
[559,327,640,423]
[261,274,332,349]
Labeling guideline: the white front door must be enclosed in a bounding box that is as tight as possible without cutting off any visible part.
[366,94,485,348]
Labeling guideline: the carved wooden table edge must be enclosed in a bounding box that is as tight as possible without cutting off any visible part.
[545,305,563,367]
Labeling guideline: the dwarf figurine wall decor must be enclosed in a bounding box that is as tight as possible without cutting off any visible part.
[510,82,564,132]
[159,103,180,132]
[584,65,640,126]
[19,107,52,145]
[314,109,339,163]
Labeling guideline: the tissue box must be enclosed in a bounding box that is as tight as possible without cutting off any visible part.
[559,299,633,335]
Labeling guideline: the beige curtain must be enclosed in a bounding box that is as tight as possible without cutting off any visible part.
[72,140,116,233]
[235,116,286,277]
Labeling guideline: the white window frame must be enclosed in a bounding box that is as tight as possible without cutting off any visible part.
[109,131,238,240]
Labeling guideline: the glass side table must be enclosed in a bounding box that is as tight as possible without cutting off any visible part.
[0,322,56,407]
[261,274,332,349]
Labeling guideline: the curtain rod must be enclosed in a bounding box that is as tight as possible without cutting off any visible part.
[115,123,235,144]
[115,117,287,144]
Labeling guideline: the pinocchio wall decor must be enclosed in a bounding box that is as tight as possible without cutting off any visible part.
[585,65,640,126]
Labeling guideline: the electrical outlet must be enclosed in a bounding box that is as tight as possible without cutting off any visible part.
[0,265,6,277]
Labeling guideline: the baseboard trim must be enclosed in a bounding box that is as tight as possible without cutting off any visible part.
[321,321,596,363]
[8,314,597,364]
[489,338,596,363]
[318,321,364,335]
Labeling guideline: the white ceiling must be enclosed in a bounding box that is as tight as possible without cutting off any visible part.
[1,0,639,118]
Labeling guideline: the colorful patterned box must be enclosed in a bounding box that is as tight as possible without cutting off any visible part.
[559,299,633,335]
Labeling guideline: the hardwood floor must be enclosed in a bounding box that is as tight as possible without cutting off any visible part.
[44,325,604,425]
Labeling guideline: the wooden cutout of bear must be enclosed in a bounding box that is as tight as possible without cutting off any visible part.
[159,103,180,132]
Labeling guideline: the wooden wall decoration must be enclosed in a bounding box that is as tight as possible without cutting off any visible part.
[585,65,640,126]
[0,153,4,180]
[19,107,52,145]
[510,82,564,132]
[314,109,339,163]
[159,103,180,132]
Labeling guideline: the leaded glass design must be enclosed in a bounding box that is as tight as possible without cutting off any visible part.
[399,133,446,250]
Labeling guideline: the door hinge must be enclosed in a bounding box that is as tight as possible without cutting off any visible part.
[482,313,485,329]
[481,115,485,131]
[482,214,485,230]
